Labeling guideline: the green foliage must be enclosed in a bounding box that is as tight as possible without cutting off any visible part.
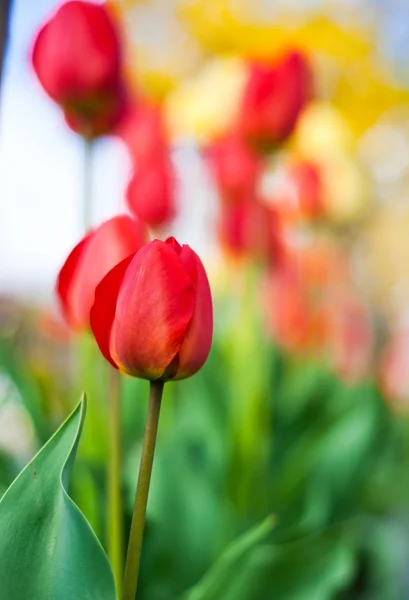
[1,298,409,599]
[183,522,354,600]
[0,396,116,600]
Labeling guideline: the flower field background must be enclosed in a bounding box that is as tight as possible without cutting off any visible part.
[1,0,409,598]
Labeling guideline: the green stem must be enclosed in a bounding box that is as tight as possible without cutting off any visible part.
[122,380,164,600]
[107,368,124,597]
[83,138,93,233]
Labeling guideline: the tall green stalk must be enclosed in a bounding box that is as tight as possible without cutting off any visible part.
[107,368,124,596]
[122,381,164,600]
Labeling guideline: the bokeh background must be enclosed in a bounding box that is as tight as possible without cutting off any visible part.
[3,1,409,599]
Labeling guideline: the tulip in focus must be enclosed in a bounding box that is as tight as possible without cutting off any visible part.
[57,215,147,330]
[90,237,213,381]
[237,50,312,149]
[32,0,125,137]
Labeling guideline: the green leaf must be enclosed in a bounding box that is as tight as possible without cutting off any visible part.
[181,517,275,600]
[0,395,116,600]
[182,521,354,600]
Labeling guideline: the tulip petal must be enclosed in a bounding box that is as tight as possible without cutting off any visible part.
[56,234,91,328]
[90,254,135,369]
[61,215,147,330]
[110,241,195,379]
[174,245,213,380]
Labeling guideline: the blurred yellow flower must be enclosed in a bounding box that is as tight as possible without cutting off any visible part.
[321,155,368,225]
[164,56,247,143]
[293,101,354,160]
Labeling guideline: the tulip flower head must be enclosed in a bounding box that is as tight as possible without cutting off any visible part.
[238,50,312,149]
[57,215,147,330]
[32,0,125,137]
[90,237,213,381]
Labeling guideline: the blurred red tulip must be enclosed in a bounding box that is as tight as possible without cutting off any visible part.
[269,159,324,222]
[325,288,373,382]
[289,161,324,220]
[126,157,176,229]
[296,240,349,288]
[379,328,409,410]
[205,133,262,203]
[32,0,125,137]
[57,215,148,330]
[264,237,371,381]
[238,50,311,149]
[119,100,168,163]
[219,196,283,262]
[266,262,325,353]
[90,237,213,381]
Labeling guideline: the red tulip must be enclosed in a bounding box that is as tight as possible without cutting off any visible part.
[219,196,282,262]
[206,133,262,203]
[32,0,125,137]
[57,215,147,330]
[90,237,213,381]
[119,100,168,163]
[126,157,176,228]
[265,262,325,353]
[238,50,311,149]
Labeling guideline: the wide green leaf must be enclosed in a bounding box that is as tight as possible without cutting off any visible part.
[0,395,116,600]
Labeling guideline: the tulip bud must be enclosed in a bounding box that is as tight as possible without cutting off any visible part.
[90,237,213,381]
[238,50,312,149]
[32,0,125,137]
[57,215,147,330]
